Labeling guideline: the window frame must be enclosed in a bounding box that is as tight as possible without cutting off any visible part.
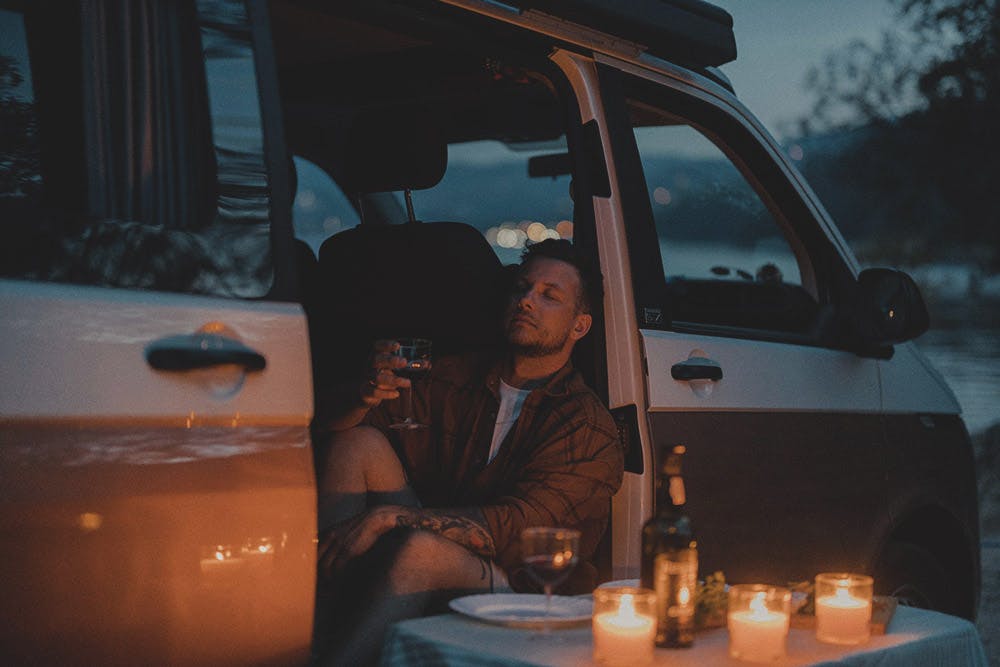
[597,62,858,350]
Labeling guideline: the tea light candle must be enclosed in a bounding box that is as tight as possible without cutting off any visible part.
[815,574,873,645]
[593,589,656,666]
[727,586,790,662]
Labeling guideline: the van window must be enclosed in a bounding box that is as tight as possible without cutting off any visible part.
[0,0,273,298]
[416,140,574,266]
[292,155,361,257]
[628,99,820,336]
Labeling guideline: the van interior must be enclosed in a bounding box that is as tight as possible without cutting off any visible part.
[268,1,611,399]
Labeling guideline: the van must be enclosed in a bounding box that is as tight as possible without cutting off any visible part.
[0,0,979,663]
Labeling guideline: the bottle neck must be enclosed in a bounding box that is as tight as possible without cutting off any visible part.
[656,473,686,513]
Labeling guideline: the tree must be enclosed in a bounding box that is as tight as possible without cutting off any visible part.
[799,0,1000,270]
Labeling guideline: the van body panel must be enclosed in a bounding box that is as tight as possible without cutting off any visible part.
[880,342,963,415]
[0,281,313,420]
[0,283,316,664]
[642,329,881,412]
[648,410,890,582]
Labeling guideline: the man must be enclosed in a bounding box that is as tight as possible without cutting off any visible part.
[315,239,624,665]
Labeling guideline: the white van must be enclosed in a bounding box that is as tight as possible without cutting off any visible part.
[0,0,979,663]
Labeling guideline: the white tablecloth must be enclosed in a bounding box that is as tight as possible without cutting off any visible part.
[381,605,988,667]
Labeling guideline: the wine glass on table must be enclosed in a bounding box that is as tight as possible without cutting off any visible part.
[520,526,580,639]
[388,338,432,430]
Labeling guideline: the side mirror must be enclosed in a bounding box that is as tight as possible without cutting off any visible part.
[851,268,930,352]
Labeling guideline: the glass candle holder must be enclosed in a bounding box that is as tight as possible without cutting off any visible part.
[814,573,873,645]
[727,584,791,662]
[592,587,657,666]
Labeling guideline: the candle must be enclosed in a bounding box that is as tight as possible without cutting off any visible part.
[815,575,873,645]
[727,587,790,662]
[593,589,657,666]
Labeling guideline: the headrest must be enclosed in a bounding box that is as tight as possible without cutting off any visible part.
[342,107,448,194]
[314,221,506,387]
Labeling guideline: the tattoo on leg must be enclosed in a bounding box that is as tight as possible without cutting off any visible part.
[394,512,496,558]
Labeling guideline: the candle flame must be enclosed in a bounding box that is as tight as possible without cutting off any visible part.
[749,591,768,617]
[834,586,853,602]
[618,593,638,620]
[553,552,565,567]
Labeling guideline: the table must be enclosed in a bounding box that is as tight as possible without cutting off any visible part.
[381,605,988,666]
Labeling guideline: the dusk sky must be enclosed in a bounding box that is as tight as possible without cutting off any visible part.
[710,0,898,137]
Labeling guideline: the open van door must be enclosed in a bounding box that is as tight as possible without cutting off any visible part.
[0,2,316,663]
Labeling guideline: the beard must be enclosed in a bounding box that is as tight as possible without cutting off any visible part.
[505,321,572,358]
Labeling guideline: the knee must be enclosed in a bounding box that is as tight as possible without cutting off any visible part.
[322,426,395,475]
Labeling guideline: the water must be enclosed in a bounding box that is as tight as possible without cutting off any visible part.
[915,324,1000,437]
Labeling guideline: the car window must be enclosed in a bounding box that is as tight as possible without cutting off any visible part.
[415,140,574,266]
[292,155,361,258]
[628,98,821,336]
[0,0,272,298]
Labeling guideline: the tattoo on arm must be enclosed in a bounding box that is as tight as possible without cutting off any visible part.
[395,509,496,558]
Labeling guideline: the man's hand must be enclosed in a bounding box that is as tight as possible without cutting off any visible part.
[319,505,400,579]
[358,339,410,408]
[318,505,496,579]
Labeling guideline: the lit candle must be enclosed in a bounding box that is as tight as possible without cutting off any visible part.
[593,592,656,666]
[816,579,872,645]
[728,591,790,662]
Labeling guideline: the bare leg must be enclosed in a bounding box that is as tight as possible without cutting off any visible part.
[322,529,511,667]
[317,426,418,530]
[314,426,420,662]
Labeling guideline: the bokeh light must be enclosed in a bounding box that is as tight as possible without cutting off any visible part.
[295,189,317,210]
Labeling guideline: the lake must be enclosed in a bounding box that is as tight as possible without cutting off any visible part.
[915,308,1000,438]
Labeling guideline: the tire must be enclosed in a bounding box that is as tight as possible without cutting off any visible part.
[874,540,965,617]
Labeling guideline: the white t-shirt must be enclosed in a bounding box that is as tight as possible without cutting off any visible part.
[487,379,532,464]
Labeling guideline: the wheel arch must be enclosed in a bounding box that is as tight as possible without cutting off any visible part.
[872,503,980,620]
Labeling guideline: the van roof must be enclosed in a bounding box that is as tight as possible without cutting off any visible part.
[497,0,737,67]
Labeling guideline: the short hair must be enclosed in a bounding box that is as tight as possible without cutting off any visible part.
[520,239,604,314]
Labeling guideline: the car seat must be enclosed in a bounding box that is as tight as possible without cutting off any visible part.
[311,108,506,401]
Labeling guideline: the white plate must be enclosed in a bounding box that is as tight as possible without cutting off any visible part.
[596,579,640,589]
[449,593,593,628]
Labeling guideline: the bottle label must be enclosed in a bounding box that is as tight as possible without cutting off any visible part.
[654,550,698,646]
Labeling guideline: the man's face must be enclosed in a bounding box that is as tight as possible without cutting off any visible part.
[503,256,592,358]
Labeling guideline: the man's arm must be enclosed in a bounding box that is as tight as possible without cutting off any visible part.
[319,505,495,578]
[316,340,410,432]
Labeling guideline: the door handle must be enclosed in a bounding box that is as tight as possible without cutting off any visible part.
[671,356,723,381]
[145,332,266,372]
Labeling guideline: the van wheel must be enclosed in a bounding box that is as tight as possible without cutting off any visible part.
[874,540,959,615]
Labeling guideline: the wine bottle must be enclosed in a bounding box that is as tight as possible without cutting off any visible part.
[639,444,697,648]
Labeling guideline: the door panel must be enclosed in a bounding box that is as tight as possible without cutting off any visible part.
[596,62,893,583]
[0,282,316,665]
[644,330,879,411]
[644,331,888,584]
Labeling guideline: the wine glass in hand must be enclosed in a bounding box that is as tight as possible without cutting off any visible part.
[520,526,580,638]
[388,338,432,430]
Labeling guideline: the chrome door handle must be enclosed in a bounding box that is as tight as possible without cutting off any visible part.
[145,332,266,372]
[671,356,722,381]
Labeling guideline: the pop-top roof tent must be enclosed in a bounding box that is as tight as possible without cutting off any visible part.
[493,0,737,68]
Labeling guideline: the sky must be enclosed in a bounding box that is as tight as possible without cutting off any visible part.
[709,0,899,138]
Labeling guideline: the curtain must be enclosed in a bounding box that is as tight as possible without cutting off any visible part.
[81,0,215,231]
